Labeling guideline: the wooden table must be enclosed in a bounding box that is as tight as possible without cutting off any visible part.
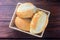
[0,0,60,38]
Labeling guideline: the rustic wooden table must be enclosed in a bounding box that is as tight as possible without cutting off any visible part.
[0,0,60,38]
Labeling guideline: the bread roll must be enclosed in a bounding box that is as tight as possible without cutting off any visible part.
[30,11,48,34]
[15,17,31,31]
[16,2,37,18]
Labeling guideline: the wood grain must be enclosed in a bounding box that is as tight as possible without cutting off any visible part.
[0,0,60,38]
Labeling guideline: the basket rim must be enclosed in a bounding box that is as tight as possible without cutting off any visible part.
[9,2,50,38]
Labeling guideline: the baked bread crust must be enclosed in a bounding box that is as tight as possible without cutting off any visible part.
[30,11,48,34]
[15,17,31,31]
[16,2,37,18]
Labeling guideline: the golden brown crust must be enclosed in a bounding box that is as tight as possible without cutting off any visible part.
[30,11,43,30]
[16,9,34,18]
[16,2,36,18]
[30,11,48,34]
[15,17,31,31]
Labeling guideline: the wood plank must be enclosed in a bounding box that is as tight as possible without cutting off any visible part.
[0,5,60,18]
[0,0,60,6]
[0,22,60,38]
[0,22,15,38]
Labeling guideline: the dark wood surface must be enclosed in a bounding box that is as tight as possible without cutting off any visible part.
[0,0,60,38]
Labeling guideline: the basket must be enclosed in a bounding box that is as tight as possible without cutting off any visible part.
[9,2,50,38]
